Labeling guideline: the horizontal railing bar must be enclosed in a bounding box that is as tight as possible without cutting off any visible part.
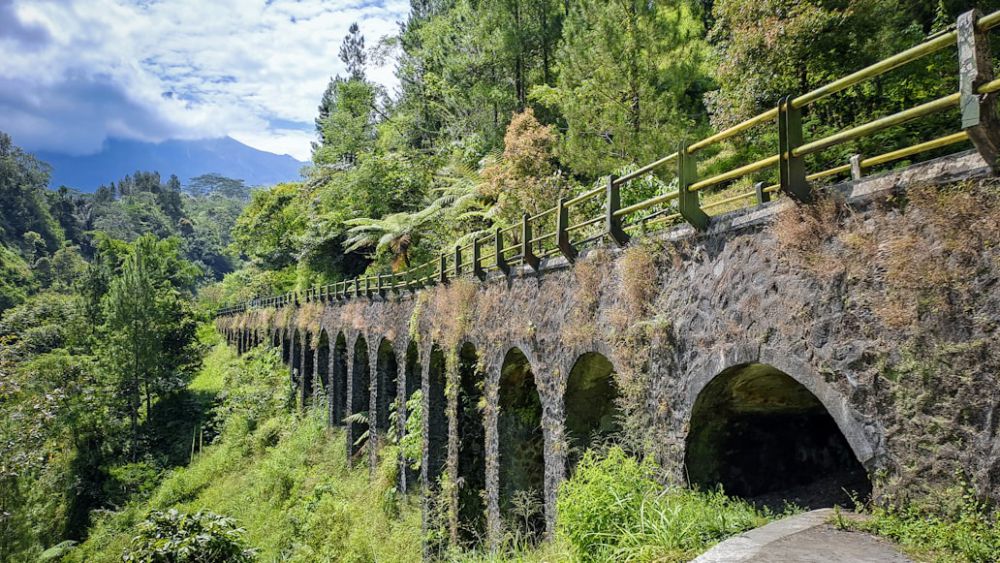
[614,152,679,184]
[566,186,604,206]
[690,154,779,192]
[796,92,959,156]
[702,190,757,211]
[528,207,556,222]
[566,216,603,234]
[862,130,969,168]
[529,231,556,245]
[792,32,956,109]
[614,190,680,218]
[688,109,778,153]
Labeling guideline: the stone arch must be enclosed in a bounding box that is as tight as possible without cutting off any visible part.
[375,337,399,435]
[425,344,447,489]
[497,347,544,539]
[281,328,292,366]
[331,331,348,426]
[685,362,872,508]
[402,340,421,491]
[456,342,486,546]
[272,328,281,349]
[350,334,371,456]
[564,352,621,472]
[316,329,331,415]
[301,330,315,408]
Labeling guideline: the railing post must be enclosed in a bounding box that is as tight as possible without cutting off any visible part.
[958,9,1000,168]
[606,174,630,246]
[377,274,384,296]
[522,213,539,270]
[495,227,509,275]
[677,142,709,229]
[777,95,811,202]
[556,197,577,262]
[850,154,863,180]
[454,245,462,277]
[754,181,770,205]
[439,253,448,284]
[473,237,485,280]
[354,278,360,298]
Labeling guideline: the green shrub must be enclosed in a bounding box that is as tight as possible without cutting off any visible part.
[123,509,256,562]
[853,481,1000,563]
[557,447,770,562]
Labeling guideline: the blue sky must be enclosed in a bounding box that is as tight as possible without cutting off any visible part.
[0,0,408,161]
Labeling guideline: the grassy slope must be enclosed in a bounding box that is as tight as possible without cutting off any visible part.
[70,344,422,562]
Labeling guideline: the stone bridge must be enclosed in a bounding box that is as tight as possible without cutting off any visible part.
[217,152,1000,549]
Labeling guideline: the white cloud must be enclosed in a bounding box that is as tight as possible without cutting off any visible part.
[0,0,408,161]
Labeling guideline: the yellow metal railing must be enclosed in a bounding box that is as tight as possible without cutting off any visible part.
[218,8,1000,317]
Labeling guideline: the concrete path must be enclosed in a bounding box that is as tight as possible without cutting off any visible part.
[693,509,913,563]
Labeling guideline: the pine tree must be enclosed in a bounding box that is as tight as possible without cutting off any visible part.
[339,22,367,81]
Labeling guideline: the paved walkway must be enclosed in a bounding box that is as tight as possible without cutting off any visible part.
[693,509,913,563]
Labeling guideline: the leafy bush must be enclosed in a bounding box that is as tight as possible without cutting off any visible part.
[123,509,255,563]
[557,447,770,562]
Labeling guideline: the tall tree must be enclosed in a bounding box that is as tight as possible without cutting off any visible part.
[532,0,712,176]
[339,22,367,80]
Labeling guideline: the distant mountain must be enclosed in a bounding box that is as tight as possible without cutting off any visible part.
[37,137,305,192]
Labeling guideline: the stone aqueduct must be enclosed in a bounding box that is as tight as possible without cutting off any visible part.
[217,153,1000,549]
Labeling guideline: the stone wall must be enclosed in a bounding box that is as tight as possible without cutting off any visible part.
[219,151,1000,549]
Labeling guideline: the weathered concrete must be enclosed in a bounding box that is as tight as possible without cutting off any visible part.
[220,150,1000,549]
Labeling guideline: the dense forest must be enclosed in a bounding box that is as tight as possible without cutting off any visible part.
[3,0,1000,561]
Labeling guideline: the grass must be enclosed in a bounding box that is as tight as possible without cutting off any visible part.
[842,482,1000,563]
[66,341,782,563]
[67,344,422,563]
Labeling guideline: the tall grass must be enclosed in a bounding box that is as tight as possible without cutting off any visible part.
[555,448,772,563]
[68,344,422,562]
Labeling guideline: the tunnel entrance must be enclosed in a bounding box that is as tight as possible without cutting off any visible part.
[685,363,871,509]
[498,348,544,539]
[375,339,398,439]
[426,345,447,489]
[316,330,330,415]
[565,352,621,472]
[457,343,486,546]
[350,336,370,457]
[332,332,348,425]
[402,341,422,491]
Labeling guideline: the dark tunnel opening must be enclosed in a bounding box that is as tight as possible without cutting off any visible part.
[457,342,486,546]
[565,352,621,472]
[402,341,421,492]
[685,363,871,509]
[350,336,370,457]
[498,347,544,539]
[426,345,447,489]
[332,333,348,425]
[376,339,398,435]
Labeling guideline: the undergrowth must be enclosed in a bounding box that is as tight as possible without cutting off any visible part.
[846,480,1000,563]
[66,344,422,562]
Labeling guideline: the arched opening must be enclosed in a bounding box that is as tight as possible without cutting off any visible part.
[350,335,370,456]
[375,338,398,436]
[402,341,421,491]
[316,330,330,416]
[685,363,871,509]
[272,329,280,350]
[498,347,544,538]
[457,342,486,545]
[301,331,315,408]
[332,332,348,426]
[426,344,447,488]
[289,329,299,385]
[281,330,291,365]
[565,352,621,471]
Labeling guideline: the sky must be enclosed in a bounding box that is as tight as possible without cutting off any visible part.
[0,0,409,161]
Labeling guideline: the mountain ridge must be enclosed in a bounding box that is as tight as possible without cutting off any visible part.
[37,136,305,191]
